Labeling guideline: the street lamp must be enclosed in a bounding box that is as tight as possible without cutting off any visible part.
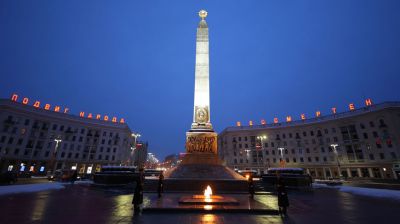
[278,147,285,167]
[257,135,267,174]
[49,137,62,174]
[330,144,341,178]
[131,133,141,166]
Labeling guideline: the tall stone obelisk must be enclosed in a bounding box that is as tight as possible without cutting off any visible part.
[186,10,218,156]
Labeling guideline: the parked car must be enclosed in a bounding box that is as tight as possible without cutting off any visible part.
[0,171,18,184]
[47,169,76,182]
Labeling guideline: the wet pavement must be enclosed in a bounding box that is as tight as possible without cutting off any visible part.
[0,184,400,224]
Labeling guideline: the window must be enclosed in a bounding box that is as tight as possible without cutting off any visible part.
[17,138,23,145]
[24,119,30,126]
[323,157,327,162]
[315,157,319,162]
[75,153,79,159]
[373,132,378,138]
[310,131,314,136]
[379,153,385,160]
[14,148,20,155]
[282,134,286,139]
[369,121,375,127]
[306,148,310,153]
[244,136,248,141]
[264,142,268,148]
[390,152,397,159]
[291,149,295,154]
[107,148,110,153]
[289,133,293,138]
[68,153,72,158]
[265,150,269,155]
[113,148,117,153]
[61,152,65,158]
[52,124,57,130]
[333,137,338,142]
[45,151,50,157]
[285,158,289,163]
[293,158,297,163]
[105,155,109,160]
[307,157,312,162]
[271,142,275,147]
[81,129,85,134]
[1,136,6,143]
[360,123,365,129]
[363,133,368,139]
[303,132,307,137]
[8,137,14,144]
[332,128,336,133]
[369,154,375,160]
[321,147,325,153]
[324,129,328,134]
[300,157,304,162]
[273,158,276,163]
[238,137,242,141]
[60,125,64,131]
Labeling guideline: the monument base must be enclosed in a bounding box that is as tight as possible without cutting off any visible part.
[163,153,247,192]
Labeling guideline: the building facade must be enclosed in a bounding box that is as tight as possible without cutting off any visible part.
[0,99,137,175]
[218,102,400,179]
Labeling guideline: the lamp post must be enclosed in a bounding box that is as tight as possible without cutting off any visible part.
[278,147,285,167]
[131,133,141,167]
[330,144,341,178]
[49,137,62,174]
[257,135,267,174]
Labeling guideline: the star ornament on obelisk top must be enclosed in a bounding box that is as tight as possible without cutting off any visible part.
[199,9,208,20]
[191,9,213,131]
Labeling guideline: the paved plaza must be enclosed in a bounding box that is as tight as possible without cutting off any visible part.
[0,183,400,224]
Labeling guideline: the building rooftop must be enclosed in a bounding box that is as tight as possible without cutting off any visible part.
[221,101,400,133]
[0,99,130,130]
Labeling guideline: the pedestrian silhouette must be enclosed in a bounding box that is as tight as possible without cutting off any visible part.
[132,168,144,213]
[277,175,289,216]
[248,174,255,199]
[70,170,78,184]
[157,171,164,198]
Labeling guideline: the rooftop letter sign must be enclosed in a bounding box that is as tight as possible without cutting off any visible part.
[10,93,125,124]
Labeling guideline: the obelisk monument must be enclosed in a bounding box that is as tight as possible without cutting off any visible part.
[165,10,245,183]
[186,9,218,156]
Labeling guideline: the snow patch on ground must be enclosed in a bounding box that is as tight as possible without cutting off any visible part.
[0,183,65,195]
[313,183,400,200]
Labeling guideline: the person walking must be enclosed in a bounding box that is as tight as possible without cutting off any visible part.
[277,176,289,216]
[70,170,78,184]
[248,174,255,199]
[132,168,144,213]
[157,171,164,198]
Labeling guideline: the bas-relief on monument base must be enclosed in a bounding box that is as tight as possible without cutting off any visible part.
[164,133,245,181]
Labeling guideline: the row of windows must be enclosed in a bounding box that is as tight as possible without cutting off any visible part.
[0,147,117,161]
[232,152,396,164]
[0,134,121,149]
[3,116,122,139]
[231,119,388,143]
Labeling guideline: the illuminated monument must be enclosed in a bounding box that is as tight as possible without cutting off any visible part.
[186,9,218,156]
[165,10,245,185]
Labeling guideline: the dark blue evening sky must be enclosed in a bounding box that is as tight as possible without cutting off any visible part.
[1,0,400,159]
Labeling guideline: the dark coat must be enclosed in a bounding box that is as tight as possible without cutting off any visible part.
[133,173,144,205]
[277,180,289,207]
